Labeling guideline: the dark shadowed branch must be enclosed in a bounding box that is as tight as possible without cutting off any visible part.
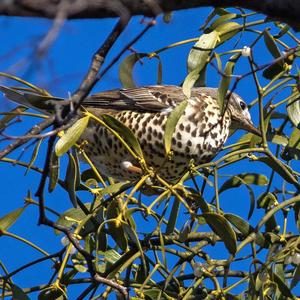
[1,0,300,30]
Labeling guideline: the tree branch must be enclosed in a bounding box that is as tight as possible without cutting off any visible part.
[1,0,300,30]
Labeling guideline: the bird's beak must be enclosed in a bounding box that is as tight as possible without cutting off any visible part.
[243,119,262,137]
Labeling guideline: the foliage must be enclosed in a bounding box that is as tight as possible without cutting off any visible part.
[1,8,300,299]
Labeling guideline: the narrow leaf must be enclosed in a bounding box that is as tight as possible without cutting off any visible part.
[183,31,219,97]
[218,54,239,110]
[101,114,143,158]
[256,156,297,184]
[164,100,187,154]
[215,22,240,44]
[107,200,128,251]
[225,213,265,247]
[119,53,147,88]
[209,13,237,31]
[55,116,89,157]
[165,197,180,235]
[264,30,282,59]
[11,284,30,300]
[0,106,27,130]
[157,56,163,84]
[178,221,191,242]
[283,127,300,160]
[291,264,300,289]
[286,90,300,127]
[97,181,131,199]
[272,271,294,298]
[64,153,78,208]
[55,205,94,235]
[0,206,27,231]
[219,173,268,194]
[25,138,43,175]
[48,152,60,192]
[203,212,237,254]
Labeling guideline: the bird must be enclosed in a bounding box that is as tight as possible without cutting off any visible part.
[1,85,260,182]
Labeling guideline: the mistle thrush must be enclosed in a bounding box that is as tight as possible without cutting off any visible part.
[1,85,260,182]
[80,85,259,181]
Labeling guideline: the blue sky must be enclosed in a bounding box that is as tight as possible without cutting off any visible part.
[0,7,299,299]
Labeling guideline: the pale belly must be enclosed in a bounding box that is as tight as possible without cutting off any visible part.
[80,110,230,182]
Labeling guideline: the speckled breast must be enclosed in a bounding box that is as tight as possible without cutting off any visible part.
[81,99,231,181]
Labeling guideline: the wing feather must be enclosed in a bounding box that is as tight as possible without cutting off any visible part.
[83,85,185,112]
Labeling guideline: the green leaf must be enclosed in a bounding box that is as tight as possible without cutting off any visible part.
[55,205,93,235]
[294,202,300,232]
[38,287,64,300]
[187,188,210,213]
[96,181,131,200]
[209,13,237,31]
[178,221,191,242]
[72,257,88,273]
[96,207,107,252]
[215,22,240,44]
[119,53,147,88]
[272,271,294,298]
[123,223,147,276]
[203,212,237,254]
[107,199,128,251]
[287,92,300,128]
[64,153,78,208]
[257,192,277,209]
[282,127,300,160]
[225,213,265,247]
[11,284,30,300]
[101,114,143,158]
[156,55,163,84]
[48,152,60,193]
[219,173,268,194]
[55,116,89,157]
[0,106,27,130]
[183,31,219,97]
[263,30,282,59]
[101,248,122,264]
[262,63,285,80]
[218,54,239,110]
[225,133,253,162]
[25,138,43,175]
[256,156,297,184]
[245,184,255,220]
[291,264,300,289]
[0,206,27,231]
[60,269,77,286]
[164,100,187,155]
[262,30,288,80]
[144,288,169,300]
[269,133,288,146]
[165,197,180,235]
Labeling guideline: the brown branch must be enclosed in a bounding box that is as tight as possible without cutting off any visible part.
[1,0,300,30]
[0,117,54,159]
[33,15,132,293]
[94,274,128,299]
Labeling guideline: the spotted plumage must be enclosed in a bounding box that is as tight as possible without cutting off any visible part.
[0,84,260,182]
[79,85,260,181]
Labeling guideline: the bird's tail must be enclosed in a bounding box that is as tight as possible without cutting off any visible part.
[0,85,66,115]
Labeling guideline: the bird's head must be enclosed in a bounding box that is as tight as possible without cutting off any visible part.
[227,92,261,136]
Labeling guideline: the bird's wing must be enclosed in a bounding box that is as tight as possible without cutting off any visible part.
[83,85,186,112]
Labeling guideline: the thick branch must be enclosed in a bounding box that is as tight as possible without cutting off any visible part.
[1,1,300,30]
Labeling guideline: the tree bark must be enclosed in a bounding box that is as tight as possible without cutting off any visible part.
[1,0,300,30]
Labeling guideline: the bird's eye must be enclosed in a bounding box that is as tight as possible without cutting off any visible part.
[240,101,247,110]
